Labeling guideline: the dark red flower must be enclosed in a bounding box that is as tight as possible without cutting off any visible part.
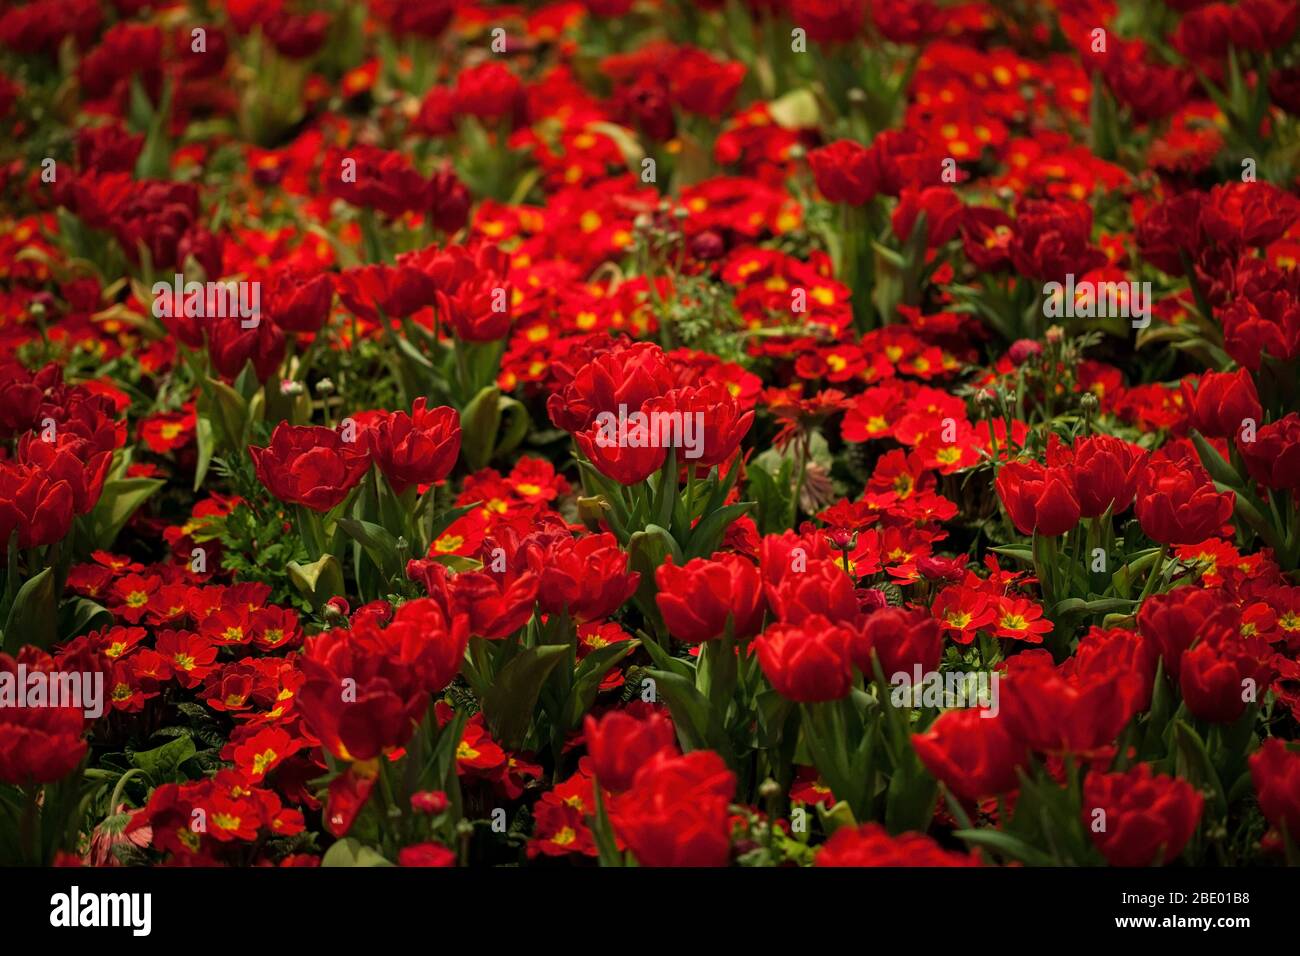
[584,705,677,792]
[1238,413,1300,492]
[452,62,523,123]
[266,268,334,335]
[610,749,735,866]
[1138,587,1238,681]
[0,655,87,784]
[669,47,745,119]
[1010,199,1107,282]
[1060,434,1148,519]
[323,145,430,219]
[0,462,74,548]
[815,823,979,866]
[851,606,942,678]
[535,532,639,623]
[808,140,877,206]
[995,460,1080,537]
[297,598,467,761]
[791,0,866,45]
[754,614,855,702]
[912,709,1023,803]
[1250,737,1300,839]
[1135,459,1234,546]
[655,552,765,642]
[367,399,461,495]
[1182,369,1263,442]
[249,423,370,512]
[1083,764,1203,866]
[1179,622,1274,724]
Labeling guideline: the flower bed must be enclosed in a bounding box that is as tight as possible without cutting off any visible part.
[0,0,1298,869]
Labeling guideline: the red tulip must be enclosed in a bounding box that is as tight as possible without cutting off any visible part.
[816,823,979,866]
[1183,369,1263,442]
[1178,623,1274,724]
[655,552,765,642]
[995,460,1080,537]
[912,709,1023,803]
[1135,458,1234,545]
[754,615,855,702]
[267,267,333,334]
[574,414,667,485]
[851,606,942,678]
[1067,434,1147,518]
[0,461,74,549]
[1000,640,1146,755]
[790,0,867,45]
[323,145,430,219]
[547,341,677,434]
[583,706,676,792]
[767,557,862,626]
[452,61,523,123]
[0,655,87,784]
[610,750,735,867]
[16,433,111,516]
[1083,764,1203,866]
[296,598,467,762]
[1138,587,1238,681]
[368,398,461,495]
[1249,738,1300,839]
[535,532,639,623]
[1009,198,1106,282]
[808,139,877,206]
[249,423,370,512]
[1238,413,1300,492]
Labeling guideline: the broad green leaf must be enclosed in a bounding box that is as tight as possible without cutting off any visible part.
[87,477,164,550]
[481,644,568,749]
[321,837,394,867]
[130,736,196,784]
[562,641,639,728]
[58,596,113,643]
[287,554,345,611]
[767,88,819,129]
[3,568,58,654]
[337,518,403,582]
[644,668,736,768]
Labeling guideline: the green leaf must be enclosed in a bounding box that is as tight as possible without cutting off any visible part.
[130,736,196,784]
[637,630,694,680]
[337,518,402,582]
[86,477,164,550]
[990,545,1034,563]
[953,828,1056,866]
[193,415,215,492]
[321,837,394,867]
[1188,429,1244,489]
[459,385,503,471]
[684,501,754,560]
[3,568,58,654]
[493,395,531,462]
[58,597,113,643]
[815,800,858,836]
[562,641,640,728]
[201,376,250,453]
[287,554,345,611]
[644,668,736,768]
[1172,719,1227,817]
[481,644,569,749]
[885,758,938,836]
[767,88,819,129]
[586,121,645,167]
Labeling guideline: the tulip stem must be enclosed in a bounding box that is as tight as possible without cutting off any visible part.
[1138,546,1169,603]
